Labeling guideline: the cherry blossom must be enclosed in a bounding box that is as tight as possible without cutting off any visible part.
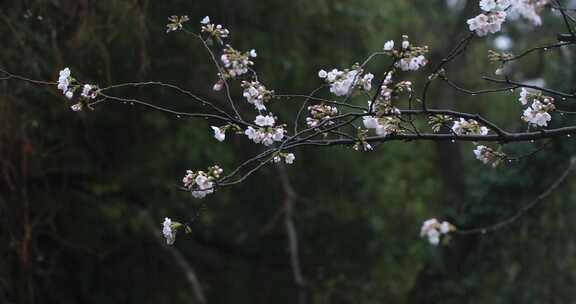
[318,67,373,97]
[81,84,98,99]
[306,104,338,128]
[362,115,402,137]
[467,11,507,36]
[395,55,427,72]
[200,16,210,25]
[242,81,273,111]
[220,46,255,78]
[200,17,230,42]
[163,217,176,245]
[510,0,548,26]
[70,103,83,112]
[255,114,275,127]
[383,40,394,51]
[57,68,73,98]
[480,0,511,12]
[420,218,455,246]
[473,145,506,167]
[245,125,285,146]
[517,89,555,127]
[212,81,223,91]
[518,88,530,105]
[451,118,489,136]
[285,153,295,164]
[272,152,296,165]
[211,126,226,142]
[522,101,553,127]
[182,166,223,199]
[392,36,429,72]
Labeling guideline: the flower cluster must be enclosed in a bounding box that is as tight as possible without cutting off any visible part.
[389,36,429,72]
[210,124,242,142]
[361,73,409,137]
[306,104,338,128]
[166,15,190,33]
[467,10,507,36]
[57,68,74,99]
[518,88,554,127]
[200,16,230,42]
[241,81,274,111]
[211,126,226,142]
[473,145,506,167]
[480,0,511,12]
[245,114,286,146]
[81,84,98,100]
[220,46,256,78]
[451,118,489,136]
[383,40,395,51]
[57,68,98,112]
[362,115,402,137]
[353,128,373,152]
[420,218,455,246]
[272,152,296,165]
[370,72,408,114]
[182,165,223,199]
[318,66,373,97]
[510,0,548,26]
[468,0,547,37]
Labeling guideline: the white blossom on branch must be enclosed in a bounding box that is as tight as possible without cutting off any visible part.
[420,218,456,246]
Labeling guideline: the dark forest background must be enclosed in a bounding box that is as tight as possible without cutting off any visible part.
[2,0,576,303]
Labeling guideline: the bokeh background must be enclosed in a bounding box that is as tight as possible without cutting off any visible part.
[2,0,576,303]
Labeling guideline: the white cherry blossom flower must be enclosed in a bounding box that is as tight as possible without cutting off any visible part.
[473,145,506,167]
[242,81,273,111]
[402,40,410,50]
[384,40,395,51]
[363,116,380,129]
[213,82,223,91]
[285,153,295,164]
[306,104,338,127]
[451,118,489,135]
[163,217,176,245]
[182,166,222,199]
[70,103,83,112]
[211,126,226,142]
[467,11,507,36]
[255,114,275,127]
[420,218,455,246]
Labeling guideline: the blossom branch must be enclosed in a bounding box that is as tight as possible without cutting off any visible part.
[456,156,576,235]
